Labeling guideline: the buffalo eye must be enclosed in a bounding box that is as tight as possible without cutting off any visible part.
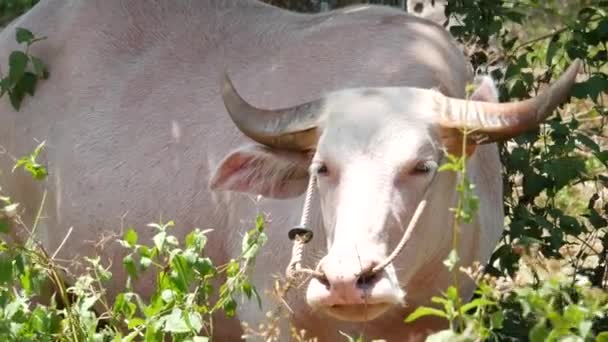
[316,164,329,175]
[412,160,435,175]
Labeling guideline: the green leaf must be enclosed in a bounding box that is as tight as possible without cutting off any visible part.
[426,330,460,342]
[123,254,138,280]
[222,297,237,317]
[0,76,10,95]
[113,293,136,317]
[597,332,608,342]
[523,171,549,199]
[530,321,549,342]
[80,295,98,311]
[20,72,37,96]
[339,331,364,342]
[12,142,48,180]
[170,254,192,292]
[431,296,449,306]
[127,317,145,329]
[445,286,460,303]
[491,311,504,329]
[186,311,203,334]
[242,281,253,299]
[9,51,28,84]
[443,249,460,271]
[195,257,215,277]
[460,297,494,313]
[404,306,448,323]
[15,28,34,44]
[559,215,583,235]
[571,75,608,101]
[576,134,599,152]
[163,308,191,333]
[251,286,262,309]
[186,229,208,251]
[226,259,239,277]
[30,56,48,79]
[255,214,265,232]
[0,218,9,234]
[124,228,138,246]
[166,234,178,246]
[9,87,24,110]
[161,289,174,303]
[140,256,152,270]
[153,231,166,251]
[543,156,586,190]
[586,208,607,229]
[545,38,559,66]
[0,256,13,285]
[579,320,592,338]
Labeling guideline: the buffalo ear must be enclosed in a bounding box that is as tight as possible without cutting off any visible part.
[209,144,311,199]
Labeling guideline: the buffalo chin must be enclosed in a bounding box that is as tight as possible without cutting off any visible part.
[322,303,391,322]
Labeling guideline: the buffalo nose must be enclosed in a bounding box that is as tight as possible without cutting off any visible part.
[317,257,382,300]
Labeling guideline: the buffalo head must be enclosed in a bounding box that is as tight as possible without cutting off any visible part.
[210,60,580,321]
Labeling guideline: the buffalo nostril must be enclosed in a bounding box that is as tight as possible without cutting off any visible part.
[356,271,380,289]
[316,273,330,289]
[413,2,424,13]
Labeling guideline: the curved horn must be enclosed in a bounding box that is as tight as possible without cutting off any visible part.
[439,59,582,144]
[221,73,325,151]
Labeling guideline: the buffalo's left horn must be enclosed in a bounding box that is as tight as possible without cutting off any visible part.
[439,59,582,143]
[221,73,325,151]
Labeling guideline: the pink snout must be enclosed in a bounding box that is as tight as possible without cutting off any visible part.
[305,254,405,322]
[316,256,381,305]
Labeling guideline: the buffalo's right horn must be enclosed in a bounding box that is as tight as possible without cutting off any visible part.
[221,73,325,151]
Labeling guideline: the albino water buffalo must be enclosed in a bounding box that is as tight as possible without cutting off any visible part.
[0,0,579,340]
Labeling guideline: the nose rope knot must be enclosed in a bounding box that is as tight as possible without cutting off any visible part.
[285,164,439,282]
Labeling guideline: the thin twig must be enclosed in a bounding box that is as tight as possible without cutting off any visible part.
[510,27,567,54]
[51,226,73,259]
[30,189,47,238]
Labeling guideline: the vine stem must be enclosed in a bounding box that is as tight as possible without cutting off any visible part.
[510,27,567,54]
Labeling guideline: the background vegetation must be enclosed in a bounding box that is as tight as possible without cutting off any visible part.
[0,0,37,27]
[1,0,607,341]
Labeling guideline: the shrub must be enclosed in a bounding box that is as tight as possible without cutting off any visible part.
[0,144,268,340]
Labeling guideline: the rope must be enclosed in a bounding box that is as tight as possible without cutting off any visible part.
[370,195,429,274]
[370,165,440,274]
[285,174,324,280]
[299,172,316,228]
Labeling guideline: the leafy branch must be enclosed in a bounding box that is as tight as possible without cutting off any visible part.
[0,27,49,110]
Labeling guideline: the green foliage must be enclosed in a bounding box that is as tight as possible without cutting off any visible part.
[447,0,608,286]
[0,0,38,27]
[403,0,608,340]
[113,218,266,340]
[407,267,608,341]
[339,331,368,342]
[0,148,268,340]
[515,277,607,341]
[438,153,480,225]
[12,140,47,180]
[0,27,49,110]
